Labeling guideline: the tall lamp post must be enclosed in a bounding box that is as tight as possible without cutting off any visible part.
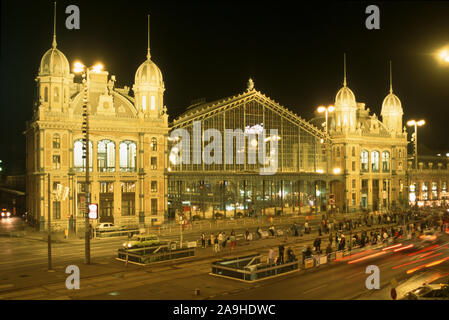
[317,105,334,216]
[407,120,425,170]
[73,61,103,264]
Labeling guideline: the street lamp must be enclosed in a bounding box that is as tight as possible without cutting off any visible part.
[437,47,449,64]
[407,119,425,170]
[317,105,334,215]
[73,61,104,264]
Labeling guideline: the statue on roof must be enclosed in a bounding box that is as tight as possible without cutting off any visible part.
[247,77,254,91]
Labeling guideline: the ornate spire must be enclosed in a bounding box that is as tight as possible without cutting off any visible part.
[389,60,393,94]
[343,53,347,87]
[146,14,151,60]
[52,2,57,48]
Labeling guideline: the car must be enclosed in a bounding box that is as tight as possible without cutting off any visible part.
[400,284,449,300]
[122,234,161,249]
[419,229,439,242]
[1,209,11,219]
[95,223,121,232]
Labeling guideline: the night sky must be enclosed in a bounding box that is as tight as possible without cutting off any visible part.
[1,0,449,174]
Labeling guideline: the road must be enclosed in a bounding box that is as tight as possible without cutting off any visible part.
[1,214,447,299]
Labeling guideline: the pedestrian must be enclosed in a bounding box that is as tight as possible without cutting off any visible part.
[286,247,296,262]
[278,244,285,264]
[213,234,219,253]
[201,232,206,248]
[268,247,275,265]
[230,233,236,250]
[218,232,223,250]
[329,232,333,246]
[326,243,333,259]
[318,226,322,236]
[209,233,214,247]
[245,228,250,241]
[256,226,262,239]
[304,221,309,234]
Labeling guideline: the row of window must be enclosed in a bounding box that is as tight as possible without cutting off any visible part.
[42,86,66,103]
[51,135,158,151]
[361,150,392,172]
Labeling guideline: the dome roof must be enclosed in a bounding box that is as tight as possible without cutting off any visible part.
[335,85,356,107]
[134,58,164,87]
[381,92,403,116]
[39,47,70,76]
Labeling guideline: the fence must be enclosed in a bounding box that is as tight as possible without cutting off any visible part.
[211,253,299,282]
[117,244,195,265]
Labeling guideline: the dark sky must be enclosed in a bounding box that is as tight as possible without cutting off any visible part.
[1,0,449,174]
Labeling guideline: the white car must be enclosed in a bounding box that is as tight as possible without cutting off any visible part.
[419,229,438,242]
[401,284,448,300]
[95,223,121,232]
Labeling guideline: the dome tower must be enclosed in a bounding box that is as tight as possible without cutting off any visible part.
[334,54,357,131]
[133,15,165,117]
[35,2,73,112]
[381,61,403,133]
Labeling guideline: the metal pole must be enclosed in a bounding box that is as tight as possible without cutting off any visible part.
[414,124,418,170]
[48,173,52,270]
[83,70,91,264]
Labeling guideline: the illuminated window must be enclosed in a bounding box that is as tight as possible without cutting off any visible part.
[151,137,157,151]
[54,87,59,102]
[53,134,60,149]
[151,181,157,193]
[97,140,115,172]
[119,141,137,172]
[52,155,60,170]
[151,157,157,170]
[382,151,390,172]
[142,95,147,111]
[422,182,429,200]
[151,95,156,110]
[361,150,369,172]
[53,201,61,220]
[371,151,380,172]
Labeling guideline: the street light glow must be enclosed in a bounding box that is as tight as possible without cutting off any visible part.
[92,64,104,73]
[407,119,425,127]
[317,106,326,113]
[333,167,341,174]
[73,61,85,73]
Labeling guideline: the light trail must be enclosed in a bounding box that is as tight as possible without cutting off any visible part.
[382,243,403,251]
[334,249,373,262]
[393,244,414,252]
[408,244,439,257]
[347,251,387,264]
[392,253,443,270]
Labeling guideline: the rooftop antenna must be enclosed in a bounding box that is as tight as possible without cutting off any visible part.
[52,2,57,48]
[389,60,393,93]
[146,14,151,60]
[343,53,347,87]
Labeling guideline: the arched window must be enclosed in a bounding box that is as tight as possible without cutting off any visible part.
[53,134,60,149]
[352,146,355,157]
[54,87,59,102]
[97,140,115,172]
[119,141,137,172]
[142,95,147,111]
[74,139,92,172]
[44,87,48,102]
[151,95,156,110]
[382,151,390,172]
[151,137,157,151]
[361,150,369,172]
[371,151,380,172]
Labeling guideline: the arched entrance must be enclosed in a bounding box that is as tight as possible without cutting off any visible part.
[330,180,344,213]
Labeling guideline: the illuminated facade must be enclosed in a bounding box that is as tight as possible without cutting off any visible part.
[407,156,449,207]
[25,17,168,232]
[167,81,335,220]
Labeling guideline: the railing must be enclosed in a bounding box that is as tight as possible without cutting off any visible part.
[117,245,195,265]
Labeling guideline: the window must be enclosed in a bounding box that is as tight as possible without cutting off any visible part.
[121,182,135,216]
[398,149,402,159]
[119,141,137,172]
[44,87,48,102]
[53,134,60,149]
[352,147,355,157]
[53,201,61,220]
[151,198,158,215]
[74,139,92,172]
[142,95,147,111]
[382,151,390,172]
[54,87,59,102]
[352,179,356,189]
[97,140,115,172]
[151,137,157,151]
[151,181,157,193]
[52,155,60,170]
[100,182,114,193]
[352,161,355,171]
[352,193,356,206]
[432,182,438,200]
[151,96,156,110]
[336,147,341,157]
[371,151,380,172]
[361,150,369,172]
[422,182,429,200]
[151,157,157,170]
